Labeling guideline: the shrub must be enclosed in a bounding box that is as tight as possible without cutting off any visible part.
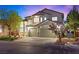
[0,36,16,41]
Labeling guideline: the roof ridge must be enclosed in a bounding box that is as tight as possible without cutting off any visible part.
[32,8,63,16]
[42,8,63,14]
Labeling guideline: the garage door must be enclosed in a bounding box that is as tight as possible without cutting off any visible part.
[39,28,57,38]
[28,28,57,38]
[29,28,38,37]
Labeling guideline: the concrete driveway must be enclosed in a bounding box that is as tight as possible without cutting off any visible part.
[0,37,58,54]
[0,37,78,54]
[15,37,58,43]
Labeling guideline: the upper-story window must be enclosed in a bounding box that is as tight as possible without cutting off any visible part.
[44,17,47,20]
[52,17,57,21]
[40,17,42,22]
[34,16,39,23]
[28,20,32,25]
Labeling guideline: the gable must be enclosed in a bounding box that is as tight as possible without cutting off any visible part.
[33,8,64,17]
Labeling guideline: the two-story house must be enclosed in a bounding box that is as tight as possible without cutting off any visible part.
[22,8,64,37]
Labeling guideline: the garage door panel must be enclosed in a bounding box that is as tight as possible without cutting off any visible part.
[39,29,57,37]
[30,28,38,37]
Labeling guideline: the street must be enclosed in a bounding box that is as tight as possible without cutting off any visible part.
[0,37,79,54]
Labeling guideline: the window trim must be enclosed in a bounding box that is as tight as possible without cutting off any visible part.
[52,17,57,21]
[44,17,47,20]
[34,16,39,23]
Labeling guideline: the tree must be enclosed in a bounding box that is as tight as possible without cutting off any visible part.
[67,6,79,37]
[0,9,22,36]
[0,9,9,32]
[49,23,64,43]
[7,11,22,36]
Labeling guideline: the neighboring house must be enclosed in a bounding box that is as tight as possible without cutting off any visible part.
[19,8,64,37]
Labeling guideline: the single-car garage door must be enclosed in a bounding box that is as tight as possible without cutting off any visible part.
[28,28,38,37]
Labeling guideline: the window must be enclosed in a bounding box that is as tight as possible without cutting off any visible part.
[40,17,42,22]
[44,17,47,20]
[28,20,32,25]
[34,16,39,23]
[52,17,57,21]
[0,25,2,32]
[24,21,27,25]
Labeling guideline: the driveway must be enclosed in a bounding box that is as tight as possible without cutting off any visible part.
[0,37,78,54]
[0,37,58,54]
[15,37,58,43]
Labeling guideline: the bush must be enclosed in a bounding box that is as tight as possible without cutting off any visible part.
[0,36,16,41]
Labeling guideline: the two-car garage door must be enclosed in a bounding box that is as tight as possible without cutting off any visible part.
[28,28,57,38]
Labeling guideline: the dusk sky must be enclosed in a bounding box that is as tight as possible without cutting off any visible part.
[0,5,78,21]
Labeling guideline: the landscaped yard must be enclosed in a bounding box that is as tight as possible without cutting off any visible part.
[0,36,17,41]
